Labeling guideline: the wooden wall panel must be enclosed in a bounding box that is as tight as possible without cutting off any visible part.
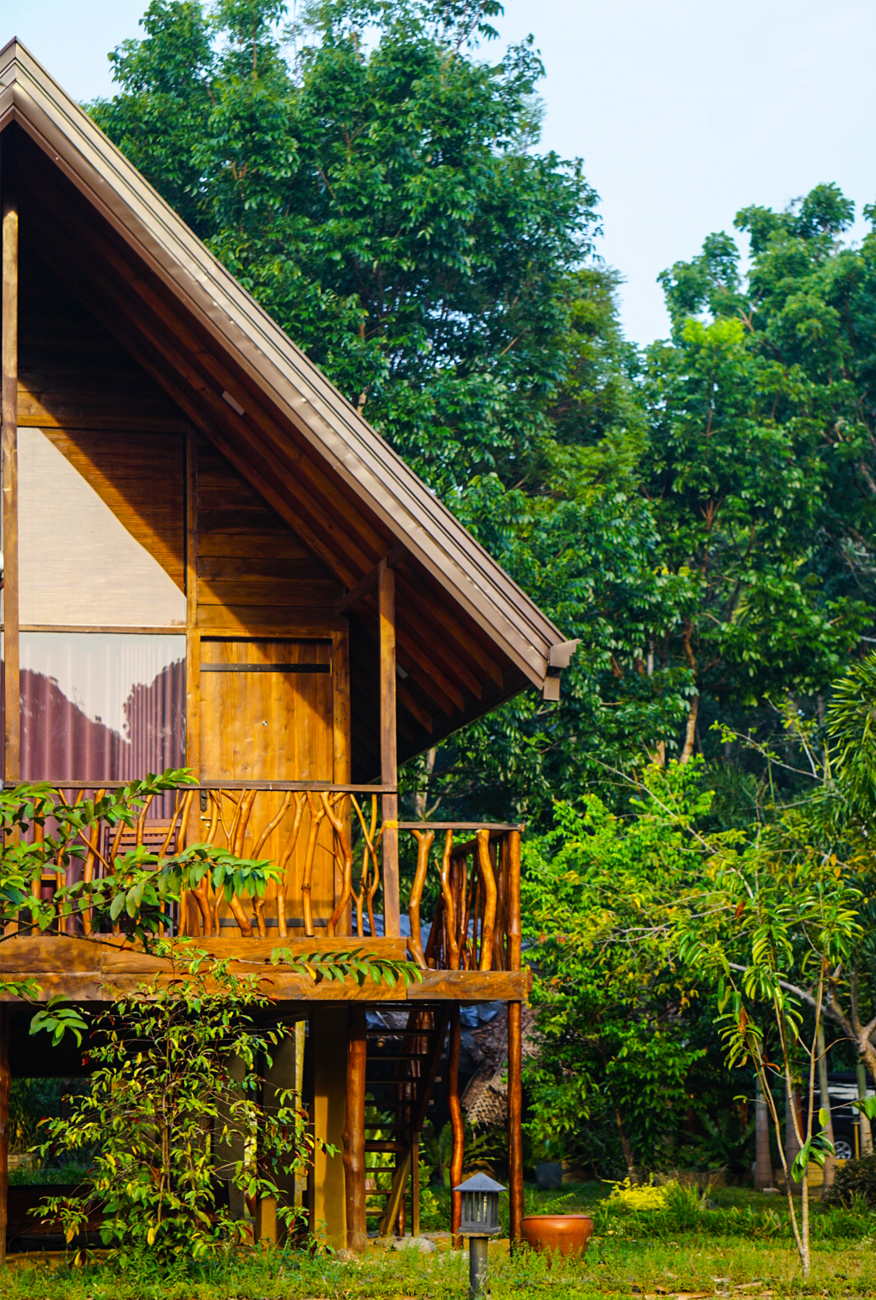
[199,638,337,930]
[195,437,343,632]
[18,243,188,434]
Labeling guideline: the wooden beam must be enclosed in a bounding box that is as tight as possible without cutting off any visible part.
[0,1006,6,1266]
[507,829,524,1247]
[337,543,406,614]
[449,1006,463,1248]
[185,433,200,875]
[343,1006,367,1252]
[2,148,19,784]
[332,627,351,934]
[379,559,400,937]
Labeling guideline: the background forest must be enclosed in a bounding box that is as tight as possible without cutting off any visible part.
[87,0,876,1184]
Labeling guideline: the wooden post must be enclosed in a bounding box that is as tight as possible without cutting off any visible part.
[449,1005,463,1248]
[344,1006,367,1252]
[311,1006,348,1247]
[0,1007,8,1266]
[1,143,19,785]
[507,829,524,1248]
[378,559,400,936]
[332,628,352,936]
[182,433,199,935]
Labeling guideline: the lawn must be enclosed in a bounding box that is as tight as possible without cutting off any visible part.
[4,1183,876,1299]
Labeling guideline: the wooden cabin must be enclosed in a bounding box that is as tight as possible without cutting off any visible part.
[0,39,577,1252]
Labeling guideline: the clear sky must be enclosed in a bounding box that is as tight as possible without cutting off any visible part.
[4,0,875,344]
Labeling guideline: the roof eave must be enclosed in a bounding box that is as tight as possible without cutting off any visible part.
[0,38,572,692]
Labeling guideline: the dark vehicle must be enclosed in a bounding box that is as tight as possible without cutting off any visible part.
[817,1072,875,1161]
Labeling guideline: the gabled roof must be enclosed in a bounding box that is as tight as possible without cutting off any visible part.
[0,38,576,770]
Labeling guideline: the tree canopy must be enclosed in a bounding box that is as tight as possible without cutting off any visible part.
[90,1,876,828]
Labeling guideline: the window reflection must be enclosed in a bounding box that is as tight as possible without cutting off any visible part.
[21,633,185,785]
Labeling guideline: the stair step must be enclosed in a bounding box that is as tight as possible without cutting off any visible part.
[366,1052,432,1060]
[365,1141,409,1153]
[366,1029,439,1038]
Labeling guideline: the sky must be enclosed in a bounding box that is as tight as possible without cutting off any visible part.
[4,0,876,344]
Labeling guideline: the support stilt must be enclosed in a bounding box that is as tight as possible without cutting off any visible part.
[344,1006,367,1251]
[0,1008,8,1267]
[449,1006,463,1247]
[507,830,524,1247]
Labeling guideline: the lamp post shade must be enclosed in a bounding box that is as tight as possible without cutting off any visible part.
[454,1172,505,1236]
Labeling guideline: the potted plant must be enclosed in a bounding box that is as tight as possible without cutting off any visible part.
[521,1172,594,1258]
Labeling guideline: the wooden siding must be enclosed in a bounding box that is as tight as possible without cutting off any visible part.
[14,133,527,775]
[18,243,188,435]
[195,436,343,633]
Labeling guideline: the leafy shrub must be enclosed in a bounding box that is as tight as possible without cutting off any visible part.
[607,1175,672,1211]
[724,1204,784,1239]
[661,1179,709,1230]
[35,957,317,1261]
[826,1155,876,1209]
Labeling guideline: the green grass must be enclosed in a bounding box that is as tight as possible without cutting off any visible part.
[4,1184,876,1298]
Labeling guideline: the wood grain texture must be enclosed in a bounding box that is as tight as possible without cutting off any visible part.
[331,629,352,934]
[0,1006,7,1265]
[18,248,187,434]
[344,1005,367,1252]
[508,1000,524,1247]
[378,561,400,937]
[449,1006,463,1248]
[2,167,20,782]
[195,438,343,632]
[0,935,527,999]
[200,639,336,931]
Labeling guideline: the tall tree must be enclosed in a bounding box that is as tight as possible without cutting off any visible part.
[93,0,596,497]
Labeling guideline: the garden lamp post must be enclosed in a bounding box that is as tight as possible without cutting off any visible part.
[454,1172,505,1299]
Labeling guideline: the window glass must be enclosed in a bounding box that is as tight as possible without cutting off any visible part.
[19,428,185,627]
[21,632,185,784]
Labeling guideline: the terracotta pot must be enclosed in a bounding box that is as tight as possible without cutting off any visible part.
[521,1213,594,1257]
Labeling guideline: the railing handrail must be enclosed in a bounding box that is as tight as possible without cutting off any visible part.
[24,779,397,794]
[398,821,523,832]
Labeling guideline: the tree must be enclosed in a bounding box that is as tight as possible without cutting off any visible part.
[651,186,876,777]
[522,763,717,1179]
[38,956,314,1260]
[92,0,597,498]
[92,5,876,826]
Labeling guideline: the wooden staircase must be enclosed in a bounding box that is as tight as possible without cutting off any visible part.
[364,1004,449,1237]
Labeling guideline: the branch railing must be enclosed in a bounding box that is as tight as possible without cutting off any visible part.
[17,782,522,972]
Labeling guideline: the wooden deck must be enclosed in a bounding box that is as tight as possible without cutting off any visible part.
[0,934,530,1003]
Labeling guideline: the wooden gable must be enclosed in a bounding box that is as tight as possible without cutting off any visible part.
[0,40,576,778]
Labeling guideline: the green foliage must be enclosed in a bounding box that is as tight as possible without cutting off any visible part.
[0,774,277,956]
[826,1154,876,1209]
[269,945,421,988]
[35,958,317,1261]
[522,762,721,1175]
[92,0,596,501]
[827,652,876,818]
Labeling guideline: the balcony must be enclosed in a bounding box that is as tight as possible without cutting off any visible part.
[0,780,526,1006]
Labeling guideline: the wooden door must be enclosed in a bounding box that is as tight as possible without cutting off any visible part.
[199,638,336,933]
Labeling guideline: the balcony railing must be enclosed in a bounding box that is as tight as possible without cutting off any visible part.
[17,782,522,977]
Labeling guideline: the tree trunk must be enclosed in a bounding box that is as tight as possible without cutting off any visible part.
[679,694,700,764]
[816,1024,836,1196]
[785,1087,803,1178]
[754,1077,773,1190]
[613,1102,637,1184]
